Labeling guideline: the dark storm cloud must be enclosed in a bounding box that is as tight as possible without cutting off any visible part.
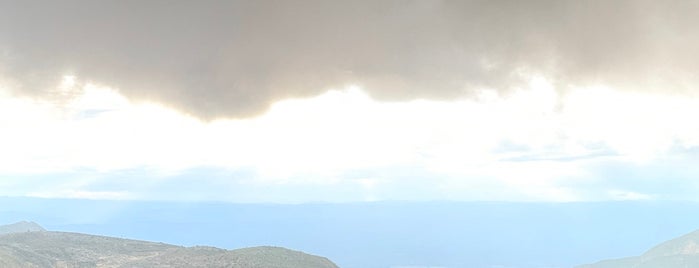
[1,0,697,119]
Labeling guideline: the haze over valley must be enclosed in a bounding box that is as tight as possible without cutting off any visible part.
[4,198,699,268]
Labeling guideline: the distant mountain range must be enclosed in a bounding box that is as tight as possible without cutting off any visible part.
[6,198,699,267]
[579,228,699,268]
[0,221,338,268]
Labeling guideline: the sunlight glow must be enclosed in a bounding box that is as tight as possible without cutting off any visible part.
[1,77,698,201]
[60,75,77,89]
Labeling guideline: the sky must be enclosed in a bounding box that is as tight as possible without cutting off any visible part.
[1,0,699,203]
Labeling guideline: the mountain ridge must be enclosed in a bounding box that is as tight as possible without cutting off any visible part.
[0,221,45,235]
[579,228,699,268]
[0,221,338,268]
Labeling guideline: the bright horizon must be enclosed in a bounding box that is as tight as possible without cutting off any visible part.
[1,75,698,203]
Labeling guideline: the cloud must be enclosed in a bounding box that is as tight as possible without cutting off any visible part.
[2,76,699,202]
[1,0,698,119]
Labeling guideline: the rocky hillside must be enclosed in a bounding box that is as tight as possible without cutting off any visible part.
[0,222,338,268]
[578,228,699,268]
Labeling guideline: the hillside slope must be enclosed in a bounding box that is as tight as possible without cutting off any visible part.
[0,221,45,235]
[579,228,699,268]
[0,222,338,268]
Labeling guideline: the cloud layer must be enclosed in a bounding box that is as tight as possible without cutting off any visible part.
[1,76,699,202]
[2,0,698,118]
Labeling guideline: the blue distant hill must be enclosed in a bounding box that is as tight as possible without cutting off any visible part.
[2,197,699,268]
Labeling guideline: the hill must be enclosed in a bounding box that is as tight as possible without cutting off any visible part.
[578,228,699,268]
[0,221,45,235]
[7,199,699,267]
[0,222,338,268]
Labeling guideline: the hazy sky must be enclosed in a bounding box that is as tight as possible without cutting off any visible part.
[1,0,698,202]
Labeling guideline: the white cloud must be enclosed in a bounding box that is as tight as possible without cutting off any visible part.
[606,190,655,201]
[26,190,133,200]
[1,77,698,201]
